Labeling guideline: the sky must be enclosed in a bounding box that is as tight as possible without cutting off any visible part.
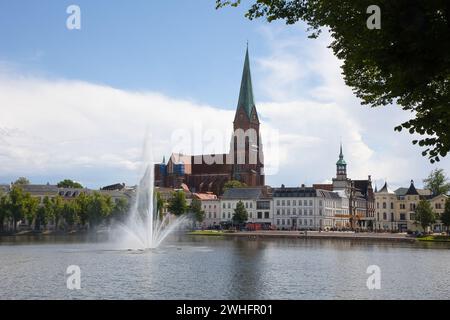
[0,0,448,190]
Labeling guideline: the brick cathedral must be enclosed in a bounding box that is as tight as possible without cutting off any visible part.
[154,47,265,195]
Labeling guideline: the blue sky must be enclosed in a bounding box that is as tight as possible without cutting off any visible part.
[0,1,448,189]
[0,0,278,107]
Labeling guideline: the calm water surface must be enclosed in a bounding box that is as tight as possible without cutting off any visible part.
[0,234,449,299]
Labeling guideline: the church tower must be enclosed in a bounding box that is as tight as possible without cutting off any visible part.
[332,143,349,191]
[230,46,264,186]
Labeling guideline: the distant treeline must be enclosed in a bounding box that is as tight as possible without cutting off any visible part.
[0,186,129,233]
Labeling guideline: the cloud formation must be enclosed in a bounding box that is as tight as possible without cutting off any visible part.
[0,26,448,189]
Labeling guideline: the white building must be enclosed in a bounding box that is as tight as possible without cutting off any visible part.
[220,187,273,227]
[273,185,345,230]
[193,193,221,228]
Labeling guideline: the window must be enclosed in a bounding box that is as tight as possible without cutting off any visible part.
[223,203,225,209]
[304,219,307,225]
[383,213,387,220]
[264,212,269,219]
[222,213,225,218]
[309,200,313,206]
[436,203,442,209]
[299,219,302,225]
[309,209,313,216]
[249,213,252,218]
[277,219,280,225]
[282,200,285,206]
[299,209,302,216]
[293,208,296,215]
[400,203,405,210]
[400,213,406,221]
[310,219,313,226]
[282,219,285,225]
[383,202,386,209]
[390,203,394,209]
[228,213,231,219]
[208,213,211,218]
[227,203,231,209]
[410,203,416,211]
[287,208,290,215]
[257,212,262,219]
[293,200,296,206]
[245,202,248,209]
[287,219,290,225]
[304,200,307,206]
[250,203,253,209]
[319,200,323,206]
[277,209,280,215]
[282,209,285,215]
[213,213,216,218]
[287,200,290,206]
[377,202,379,209]
[319,209,322,216]
[276,200,280,206]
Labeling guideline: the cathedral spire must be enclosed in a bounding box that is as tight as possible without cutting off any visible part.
[237,45,255,118]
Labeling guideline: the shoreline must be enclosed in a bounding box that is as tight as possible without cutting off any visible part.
[221,231,418,243]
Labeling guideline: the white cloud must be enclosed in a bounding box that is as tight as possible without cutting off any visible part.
[0,27,448,190]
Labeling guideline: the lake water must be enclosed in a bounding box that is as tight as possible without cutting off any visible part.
[0,234,449,300]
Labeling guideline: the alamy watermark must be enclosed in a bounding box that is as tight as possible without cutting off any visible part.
[366,265,381,290]
[66,5,81,30]
[66,265,81,290]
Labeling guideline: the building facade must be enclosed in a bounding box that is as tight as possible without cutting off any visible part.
[272,185,344,230]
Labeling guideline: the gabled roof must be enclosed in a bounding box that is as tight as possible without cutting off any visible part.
[221,187,264,200]
[236,46,255,118]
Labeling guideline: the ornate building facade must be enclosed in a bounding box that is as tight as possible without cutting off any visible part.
[155,48,264,195]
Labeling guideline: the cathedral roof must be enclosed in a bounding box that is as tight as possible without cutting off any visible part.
[405,180,419,195]
[237,46,255,118]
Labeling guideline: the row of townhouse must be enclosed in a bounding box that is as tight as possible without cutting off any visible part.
[197,185,351,230]
[374,180,448,232]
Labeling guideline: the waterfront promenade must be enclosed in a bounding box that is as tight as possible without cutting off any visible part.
[221,230,417,243]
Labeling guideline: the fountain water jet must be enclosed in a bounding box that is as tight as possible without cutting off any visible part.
[114,136,188,250]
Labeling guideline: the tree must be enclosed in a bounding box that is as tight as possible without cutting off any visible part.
[8,186,25,231]
[0,193,11,232]
[232,200,248,225]
[57,179,83,189]
[414,200,436,233]
[442,198,450,235]
[75,193,90,227]
[50,196,64,231]
[190,198,205,226]
[168,191,188,216]
[41,196,53,230]
[217,0,450,163]
[423,169,450,196]
[156,191,165,220]
[86,193,113,228]
[223,180,247,191]
[111,198,129,222]
[61,201,79,230]
[23,193,39,228]
[14,177,30,185]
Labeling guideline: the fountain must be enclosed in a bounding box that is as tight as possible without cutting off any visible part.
[115,137,188,250]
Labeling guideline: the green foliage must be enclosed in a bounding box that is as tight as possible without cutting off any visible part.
[190,198,205,223]
[57,179,83,189]
[232,200,248,224]
[168,191,188,216]
[414,200,436,232]
[223,180,247,191]
[156,191,165,220]
[423,169,450,196]
[442,198,450,233]
[9,186,25,231]
[217,0,450,163]
[86,192,113,227]
[111,198,129,222]
[13,177,30,185]
[0,193,11,231]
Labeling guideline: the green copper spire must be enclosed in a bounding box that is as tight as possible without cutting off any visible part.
[336,143,347,165]
[237,46,255,118]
